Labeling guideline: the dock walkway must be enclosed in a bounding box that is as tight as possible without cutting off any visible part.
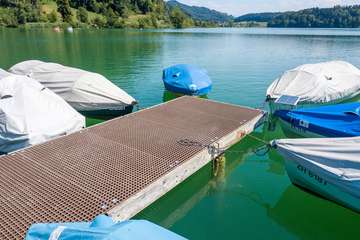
[0,96,264,239]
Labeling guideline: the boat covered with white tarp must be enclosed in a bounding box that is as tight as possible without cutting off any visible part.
[273,137,360,212]
[9,60,137,118]
[0,70,85,153]
[266,61,360,112]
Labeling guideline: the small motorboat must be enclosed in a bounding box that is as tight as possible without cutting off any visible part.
[9,60,137,118]
[0,70,85,153]
[273,137,360,213]
[162,64,212,96]
[26,214,187,240]
[266,61,360,113]
[67,26,74,33]
[275,102,360,138]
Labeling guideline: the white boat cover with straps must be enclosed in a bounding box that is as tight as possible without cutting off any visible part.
[267,61,360,104]
[0,71,85,153]
[274,137,360,197]
[9,60,136,112]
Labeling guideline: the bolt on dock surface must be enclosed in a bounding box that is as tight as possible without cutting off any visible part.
[0,96,265,239]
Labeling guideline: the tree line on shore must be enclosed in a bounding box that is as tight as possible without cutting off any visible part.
[0,0,197,28]
[237,5,360,28]
[2,2,360,29]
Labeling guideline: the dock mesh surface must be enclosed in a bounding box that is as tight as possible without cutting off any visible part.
[0,96,262,239]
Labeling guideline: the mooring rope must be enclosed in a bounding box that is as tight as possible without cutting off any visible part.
[177,133,274,157]
[246,134,268,145]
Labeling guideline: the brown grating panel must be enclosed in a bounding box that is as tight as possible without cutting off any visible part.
[0,96,262,239]
[0,154,103,240]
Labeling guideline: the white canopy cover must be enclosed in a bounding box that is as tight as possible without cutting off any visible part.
[9,60,136,113]
[267,61,360,104]
[0,71,85,153]
[274,137,360,197]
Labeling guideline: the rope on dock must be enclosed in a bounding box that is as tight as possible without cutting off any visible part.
[177,133,273,157]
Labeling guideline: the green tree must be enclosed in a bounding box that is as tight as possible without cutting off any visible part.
[170,6,191,28]
[0,8,18,27]
[113,17,125,28]
[88,0,100,13]
[16,5,27,24]
[48,10,59,23]
[77,6,88,23]
[57,0,72,23]
[105,7,117,27]
[92,16,106,27]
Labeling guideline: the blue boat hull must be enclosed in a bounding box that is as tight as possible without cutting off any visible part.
[162,64,212,96]
[26,214,187,240]
[275,102,360,138]
[163,82,212,96]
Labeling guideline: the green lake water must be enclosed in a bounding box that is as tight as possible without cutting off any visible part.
[1,27,360,239]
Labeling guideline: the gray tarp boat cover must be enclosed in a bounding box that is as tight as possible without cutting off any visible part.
[274,137,360,197]
[267,61,360,104]
[0,70,85,153]
[9,60,136,112]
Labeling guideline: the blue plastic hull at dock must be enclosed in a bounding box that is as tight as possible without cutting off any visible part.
[26,214,186,240]
[275,102,360,138]
[163,64,212,96]
[163,81,212,96]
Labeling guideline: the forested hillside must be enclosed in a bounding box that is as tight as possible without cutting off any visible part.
[167,0,233,23]
[0,0,194,28]
[235,12,280,22]
[236,5,360,28]
[268,5,360,28]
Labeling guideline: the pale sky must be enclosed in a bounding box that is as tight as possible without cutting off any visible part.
[176,0,360,16]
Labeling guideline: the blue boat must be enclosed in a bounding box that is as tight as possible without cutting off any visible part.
[275,102,360,138]
[162,64,212,96]
[26,214,187,240]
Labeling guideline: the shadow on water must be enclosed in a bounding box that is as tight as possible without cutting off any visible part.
[135,137,256,227]
[162,90,208,102]
[135,135,267,228]
[267,186,360,240]
[86,117,105,127]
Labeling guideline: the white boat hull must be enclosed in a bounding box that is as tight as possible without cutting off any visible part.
[284,157,360,213]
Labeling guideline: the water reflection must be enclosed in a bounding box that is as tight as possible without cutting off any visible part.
[268,186,360,240]
[162,90,209,102]
[136,138,256,228]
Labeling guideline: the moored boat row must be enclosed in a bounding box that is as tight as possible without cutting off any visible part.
[9,60,138,118]
[0,60,214,154]
[266,61,360,112]
[0,60,138,153]
[267,60,360,213]
[0,70,85,153]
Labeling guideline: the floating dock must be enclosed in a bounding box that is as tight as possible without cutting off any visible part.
[0,96,265,239]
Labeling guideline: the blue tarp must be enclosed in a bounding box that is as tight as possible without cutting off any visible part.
[26,215,187,240]
[162,64,212,96]
[275,102,360,137]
